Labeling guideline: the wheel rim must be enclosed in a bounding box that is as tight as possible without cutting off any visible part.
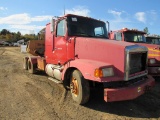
[70,77,79,97]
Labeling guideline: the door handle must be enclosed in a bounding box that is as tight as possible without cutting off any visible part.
[54,47,62,50]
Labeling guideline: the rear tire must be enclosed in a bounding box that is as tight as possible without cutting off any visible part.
[28,60,36,74]
[70,70,90,104]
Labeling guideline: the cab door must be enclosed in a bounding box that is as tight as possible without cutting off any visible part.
[53,19,67,64]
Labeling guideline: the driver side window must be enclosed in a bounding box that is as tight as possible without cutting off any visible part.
[57,19,66,36]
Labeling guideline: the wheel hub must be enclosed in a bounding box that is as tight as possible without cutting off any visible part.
[70,77,79,97]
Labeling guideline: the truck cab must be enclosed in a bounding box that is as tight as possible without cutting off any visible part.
[24,15,155,104]
[145,35,160,45]
[109,28,160,76]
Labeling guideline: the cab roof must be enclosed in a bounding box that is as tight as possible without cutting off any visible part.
[112,28,146,34]
[56,14,105,23]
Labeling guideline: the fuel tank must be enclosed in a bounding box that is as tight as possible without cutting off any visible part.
[45,64,63,80]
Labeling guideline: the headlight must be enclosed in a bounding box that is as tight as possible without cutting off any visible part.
[149,58,156,64]
[94,68,114,77]
[102,68,114,77]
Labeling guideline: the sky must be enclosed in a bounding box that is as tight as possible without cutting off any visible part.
[0,0,160,35]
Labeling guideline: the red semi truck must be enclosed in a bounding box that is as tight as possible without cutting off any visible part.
[145,34,160,45]
[109,28,160,77]
[23,14,155,104]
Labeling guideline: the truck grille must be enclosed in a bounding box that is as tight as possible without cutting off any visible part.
[129,53,147,75]
[124,45,148,81]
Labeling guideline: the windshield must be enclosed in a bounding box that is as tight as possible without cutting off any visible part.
[146,37,160,45]
[124,32,146,43]
[67,16,108,38]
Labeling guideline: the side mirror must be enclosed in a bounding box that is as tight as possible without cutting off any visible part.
[50,18,55,32]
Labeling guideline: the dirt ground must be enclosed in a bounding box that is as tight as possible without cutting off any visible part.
[0,47,160,120]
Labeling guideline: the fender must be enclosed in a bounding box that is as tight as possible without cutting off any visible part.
[62,59,116,82]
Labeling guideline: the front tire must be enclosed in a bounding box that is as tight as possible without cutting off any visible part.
[70,70,90,104]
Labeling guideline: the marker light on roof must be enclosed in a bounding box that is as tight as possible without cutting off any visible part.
[122,28,128,30]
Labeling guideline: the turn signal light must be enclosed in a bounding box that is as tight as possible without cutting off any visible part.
[94,69,103,77]
[94,68,114,78]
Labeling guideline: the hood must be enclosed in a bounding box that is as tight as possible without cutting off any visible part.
[74,37,138,78]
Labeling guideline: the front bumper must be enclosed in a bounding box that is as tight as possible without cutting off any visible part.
[148,66,160,76]
[104,75,155,102]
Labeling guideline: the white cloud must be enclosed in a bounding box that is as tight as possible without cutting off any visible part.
[0,7,90,35]
[107,10,134,31]
[135,11,158,25]
[0,13,31,24]
[108,10,122,17]
[31,15,52,22]
[65,6,90,16]
[0,7,8,11]
[0,13,52,34]
[135,12,146,23]
[108,9,131,23]
[10,25,45,35]
[10,24,45,30]
[0,13,52,25]
[108,9,158,32]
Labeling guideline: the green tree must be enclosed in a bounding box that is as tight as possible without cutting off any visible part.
[143,27,149,35]
[23,34,38,40]
[0,29,39,41]
[17,31,21,38]
[0,34,6,39]
[0,29,10,35]
[6,34,13,41]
